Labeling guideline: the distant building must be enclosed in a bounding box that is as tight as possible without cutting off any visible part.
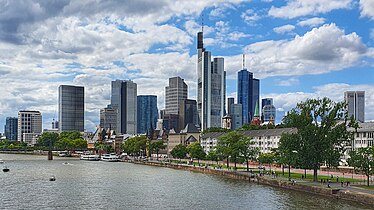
[4,117,17,140]
[137,95,158,134]
[261,98,276,124]
[100,105,117,131]
[111,80,137,135]
[162,114,179,133]
[179,99,199,131]
[231,104,243,129]
[51,119,59,129]
[17,111,42,143]
[344,91,365,122]
[58,85,84,132]
[227,97,234,116]
[238,69,260,124]
[343,122,374,163]
[167,123,200,157]
[197,30,226,130]
[165,77,187,115]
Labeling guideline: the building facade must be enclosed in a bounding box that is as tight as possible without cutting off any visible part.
[17,111,42,143]
[238,69,260,124]
[231,104,243,129]
[137,95,158,134]
[111,80,137,135]
[100,105,117,131]
[261,98,276,124]
[165,77,187,115]
[179,99,199,131]
[227,97,234,116]
[58,85,84,132]
[197,31,226,130]
[4,117,18,140]
[344,91,365,122]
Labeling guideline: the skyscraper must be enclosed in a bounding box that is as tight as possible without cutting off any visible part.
[165,77,187,115]
[179,99,199,130]
[58,85,85,132]
[17,111,42,143]
[237,69,259,124]
[4,117,17,140]
[261,98,276,123]
[344,91,365,122]
[137,95,158,134]
[111,80,137,134]
[100,105,117,131]
[197,31,226,130]
[231,104,243,130]
[227,97,234,116]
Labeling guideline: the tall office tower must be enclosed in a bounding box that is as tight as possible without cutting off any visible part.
[227,97,234,116]
[237,69,260,124]
[100,105,117,131]
[111,80,137,135]
[179,99,199,130]
[231,104,243,130]
[51,119,59,129]
[197,31,226,130]
[165,77,188,115]
[344,91,365,122]
[4,117,18,140]
[137,95,158,134]
[261,98,276,123]
[58,85,84,132]
[17,111,42,142]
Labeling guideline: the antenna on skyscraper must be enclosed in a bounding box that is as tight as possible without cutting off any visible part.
[242,54,245,70]
[201,13,204,33]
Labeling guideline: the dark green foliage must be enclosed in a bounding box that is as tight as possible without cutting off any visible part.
[149,141,166,160]
[122,136,147,156]
[170,144,188,160]
[348,146,374,186]
[187,142,206,164]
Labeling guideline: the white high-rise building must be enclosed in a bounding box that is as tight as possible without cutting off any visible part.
[197,31,226,130]
[111,80,137,135]
[17,111,42,143]
[344,91,365,122]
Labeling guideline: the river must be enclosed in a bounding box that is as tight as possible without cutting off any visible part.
[0,154,371,210]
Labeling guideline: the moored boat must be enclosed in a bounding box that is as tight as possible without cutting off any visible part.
[3,166,10,172]
[80,152,100,161]
[101,153,119,162]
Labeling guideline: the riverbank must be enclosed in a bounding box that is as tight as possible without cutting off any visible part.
[130,160,374,207]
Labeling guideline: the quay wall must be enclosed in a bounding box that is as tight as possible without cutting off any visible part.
[132,161,374,206]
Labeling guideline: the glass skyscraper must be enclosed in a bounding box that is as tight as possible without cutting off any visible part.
[344,91,365,122]
[261,98,276,123]
[58,85,84,132]
[237,69,259,124]
[4,117,18,140]
[137,95,158,134]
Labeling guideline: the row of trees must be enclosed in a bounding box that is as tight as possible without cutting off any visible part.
[121,136,166,160]
[36,131,87,151]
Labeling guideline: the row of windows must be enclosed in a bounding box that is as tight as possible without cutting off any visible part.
[355,140,374,146]
[356,132,374,138]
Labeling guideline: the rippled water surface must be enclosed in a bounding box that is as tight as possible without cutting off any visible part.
[0,154,371,210]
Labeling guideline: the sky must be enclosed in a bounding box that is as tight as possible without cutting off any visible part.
[0,0,374,132]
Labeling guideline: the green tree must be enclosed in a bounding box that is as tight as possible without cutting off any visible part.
[257,152,276,171]
[348,147,374,186]
[187,142,206,164]
[206,150,222,165]
[36,132,60,148]
[149,141,166,160]
[280,97,356,182]
[216,131,243,170]
[122,136,147,156]
[236,135,258,172]
[201,127,230,134]
[170,144,187,161]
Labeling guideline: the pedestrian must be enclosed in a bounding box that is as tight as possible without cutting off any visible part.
[347,181,350,187]
[341,181,344,187]
[302,175,304,179]
[336,176,339,182]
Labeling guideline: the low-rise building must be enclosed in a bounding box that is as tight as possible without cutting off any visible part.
[167,123,200,157]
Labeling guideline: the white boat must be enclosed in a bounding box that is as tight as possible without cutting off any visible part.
[80,152,100,161]
[58,151,71,157]
[0,159,3,164]
[101,153,119,162]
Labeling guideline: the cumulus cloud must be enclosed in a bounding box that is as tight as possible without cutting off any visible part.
[240,23,367,78]
[273,24,295,34]
[269,0,352,19]
[297,17,326,27]
[241,9,262,25]
[360,0,374,19]
[277,77,300,86]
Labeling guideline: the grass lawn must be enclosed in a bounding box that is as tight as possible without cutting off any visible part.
[352,185,374,190]
[275,171,363,182]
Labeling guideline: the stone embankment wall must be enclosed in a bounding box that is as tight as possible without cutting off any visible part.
[132,161,374,206]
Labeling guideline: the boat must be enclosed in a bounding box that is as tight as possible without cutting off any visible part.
[58,151,71,157]
[101,153,120,162]
[3,166,10,172]
[49,175,56,181]
[0,159,3,164]
[80,152,100,161]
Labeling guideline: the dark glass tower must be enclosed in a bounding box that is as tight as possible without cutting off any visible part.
[4,117,18,140]
[237,70,259,124]
[58,85,84,132]
[137,95,158,134]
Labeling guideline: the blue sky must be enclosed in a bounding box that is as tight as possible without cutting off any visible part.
[0,0,374,132]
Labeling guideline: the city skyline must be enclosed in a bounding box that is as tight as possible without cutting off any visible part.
[0,1,374,132]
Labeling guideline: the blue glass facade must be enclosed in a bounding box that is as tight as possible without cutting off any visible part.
[137,95,158,134]
[237,69,259,124]
[4,117,18,140]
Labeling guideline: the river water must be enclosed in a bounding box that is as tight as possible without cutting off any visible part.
[0,154,371,210]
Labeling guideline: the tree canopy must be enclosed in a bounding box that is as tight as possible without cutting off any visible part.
[122,136,147,156]
[149,140,166,160]
[187,142,206,164]
[348,146,374,186]
[279,97,356,182]
[170,144,187,160]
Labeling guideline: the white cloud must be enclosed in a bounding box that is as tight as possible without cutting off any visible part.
[239,23,367,78]
[297,17,326,27]
[241,9,261,25]
[273,24,295,34]
[360,0,374,19]
[277,77,300,86]
[269,0,352,19]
